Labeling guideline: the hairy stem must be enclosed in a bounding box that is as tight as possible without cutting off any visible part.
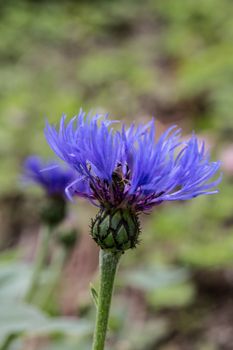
[25,225,51,303]
[92,250,122,350]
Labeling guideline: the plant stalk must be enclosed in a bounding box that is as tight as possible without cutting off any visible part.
[25,225,51,303]
[92,250,122,350]
[39,245,67,310]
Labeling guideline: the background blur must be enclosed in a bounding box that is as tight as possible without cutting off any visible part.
[0,1,233,349]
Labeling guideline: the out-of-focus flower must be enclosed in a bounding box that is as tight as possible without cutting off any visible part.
[22,156,76,226]
[23,156,75,197]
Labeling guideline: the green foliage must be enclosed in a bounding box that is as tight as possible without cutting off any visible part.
[0,0,232,191]
[0,261,31,300]
[123,267,195,309]
[152,0,233,131]
[145,179,233,268]
[147,282,194,308]
[0,252,92,349]
[179,236,233,268]
[123,267,189,291]
[0,299,91,343]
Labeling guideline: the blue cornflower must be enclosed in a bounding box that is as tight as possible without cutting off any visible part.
[23,156,76,226]
[45,111,221,212]
[44,110,221,348]
[45,111,221,250]
[23,156,75,197]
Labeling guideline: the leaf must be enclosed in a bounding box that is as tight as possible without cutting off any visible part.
[180,237,233,268]
[0,301,46,342]
[90,283,98,308]
[42,338,92,350]
[0,250,19,264]
[122,319,168,350]
[0,300,92,344]
[123,267,189,291]
[147,283,195,308]
[31,318,92,336]
[0,262,31,300]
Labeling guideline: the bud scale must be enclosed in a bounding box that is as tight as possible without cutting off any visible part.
[91,208,140,252]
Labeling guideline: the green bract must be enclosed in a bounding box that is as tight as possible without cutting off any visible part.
[91,208,140,252]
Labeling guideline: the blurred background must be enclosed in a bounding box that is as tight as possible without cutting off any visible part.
[0,0,233,349]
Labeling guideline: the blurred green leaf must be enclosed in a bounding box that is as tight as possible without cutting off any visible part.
[43,338,92,350]
[0,262,31,299]
[0,301,45,340]
[180,235,233,268]
[0,300,91,344]
[123,267,189,291]
[147,282,195,308]
[115,319,168,350]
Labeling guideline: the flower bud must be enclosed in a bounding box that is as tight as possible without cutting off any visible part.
[40,195,66,227]
[57,228,78,250]
[91,208,140,252]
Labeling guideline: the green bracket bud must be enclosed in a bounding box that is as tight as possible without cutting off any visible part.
[91,208,140,252]
[40,195,66,227]
[57,228,78,250]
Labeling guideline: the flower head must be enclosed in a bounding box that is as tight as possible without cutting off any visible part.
[22,156,76,226]
[45,111,221,212]
[23,156,75,197]
[45,111,221,250]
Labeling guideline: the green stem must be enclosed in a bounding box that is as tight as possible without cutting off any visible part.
[92,250,122,350]
[25,225,51,303]
[38,245,67,310]
[0,333,18,350]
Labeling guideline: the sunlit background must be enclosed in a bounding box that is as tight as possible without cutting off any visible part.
[0,1,233,349]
